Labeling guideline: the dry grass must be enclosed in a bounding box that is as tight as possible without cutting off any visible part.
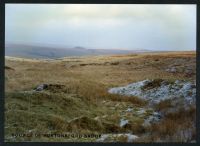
[137,106,196,142]
[5,51,196,142]
[5,51,196,91]
[155,99,173,112]
[141,79,163,91]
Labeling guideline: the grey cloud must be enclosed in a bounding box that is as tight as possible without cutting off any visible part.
[5,4,196,51]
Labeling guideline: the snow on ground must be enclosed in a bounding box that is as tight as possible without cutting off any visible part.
[126,108,133,112]
[96,133,138,142]
[108,79,196,106]
[119,119,129,127]
[143,112,162,127]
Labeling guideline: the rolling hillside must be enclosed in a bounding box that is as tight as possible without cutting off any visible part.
[5,43,150,59]
[5,51,196,142]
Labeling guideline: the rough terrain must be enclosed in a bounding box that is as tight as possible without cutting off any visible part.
[5,51,196,142]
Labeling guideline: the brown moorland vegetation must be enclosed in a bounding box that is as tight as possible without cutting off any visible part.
[5,51,196,142]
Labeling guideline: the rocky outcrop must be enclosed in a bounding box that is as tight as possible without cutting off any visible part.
[108,79,196,107]
[34,84,66,92]
[34,84,48,91]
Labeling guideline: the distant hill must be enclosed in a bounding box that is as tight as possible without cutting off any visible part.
[5,43,150,59]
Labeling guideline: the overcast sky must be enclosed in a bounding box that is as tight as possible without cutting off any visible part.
[5,4,196,51]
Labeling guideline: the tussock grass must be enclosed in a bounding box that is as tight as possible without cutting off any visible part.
[106,94,147,107]
[5,51,196,142]
[155,99,173,112]
[138,106,196,142]
[141,79,163,90]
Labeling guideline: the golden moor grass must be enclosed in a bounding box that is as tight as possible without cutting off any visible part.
[142,106,196,142]
[5,51,196,142]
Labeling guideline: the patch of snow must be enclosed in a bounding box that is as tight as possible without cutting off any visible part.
[34,84,48,91]
[108,79,196,106]
[108,79,151,97]
[136,108,146,115]
[175,80,181,84]
[143,112,162,127]
[125,134,139,142]
[96,133,138,142]
[166,67,177,73]
[96,134,109,142]
[170,67,177,73]
[120,119,129,127]
[126,108,133,112]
